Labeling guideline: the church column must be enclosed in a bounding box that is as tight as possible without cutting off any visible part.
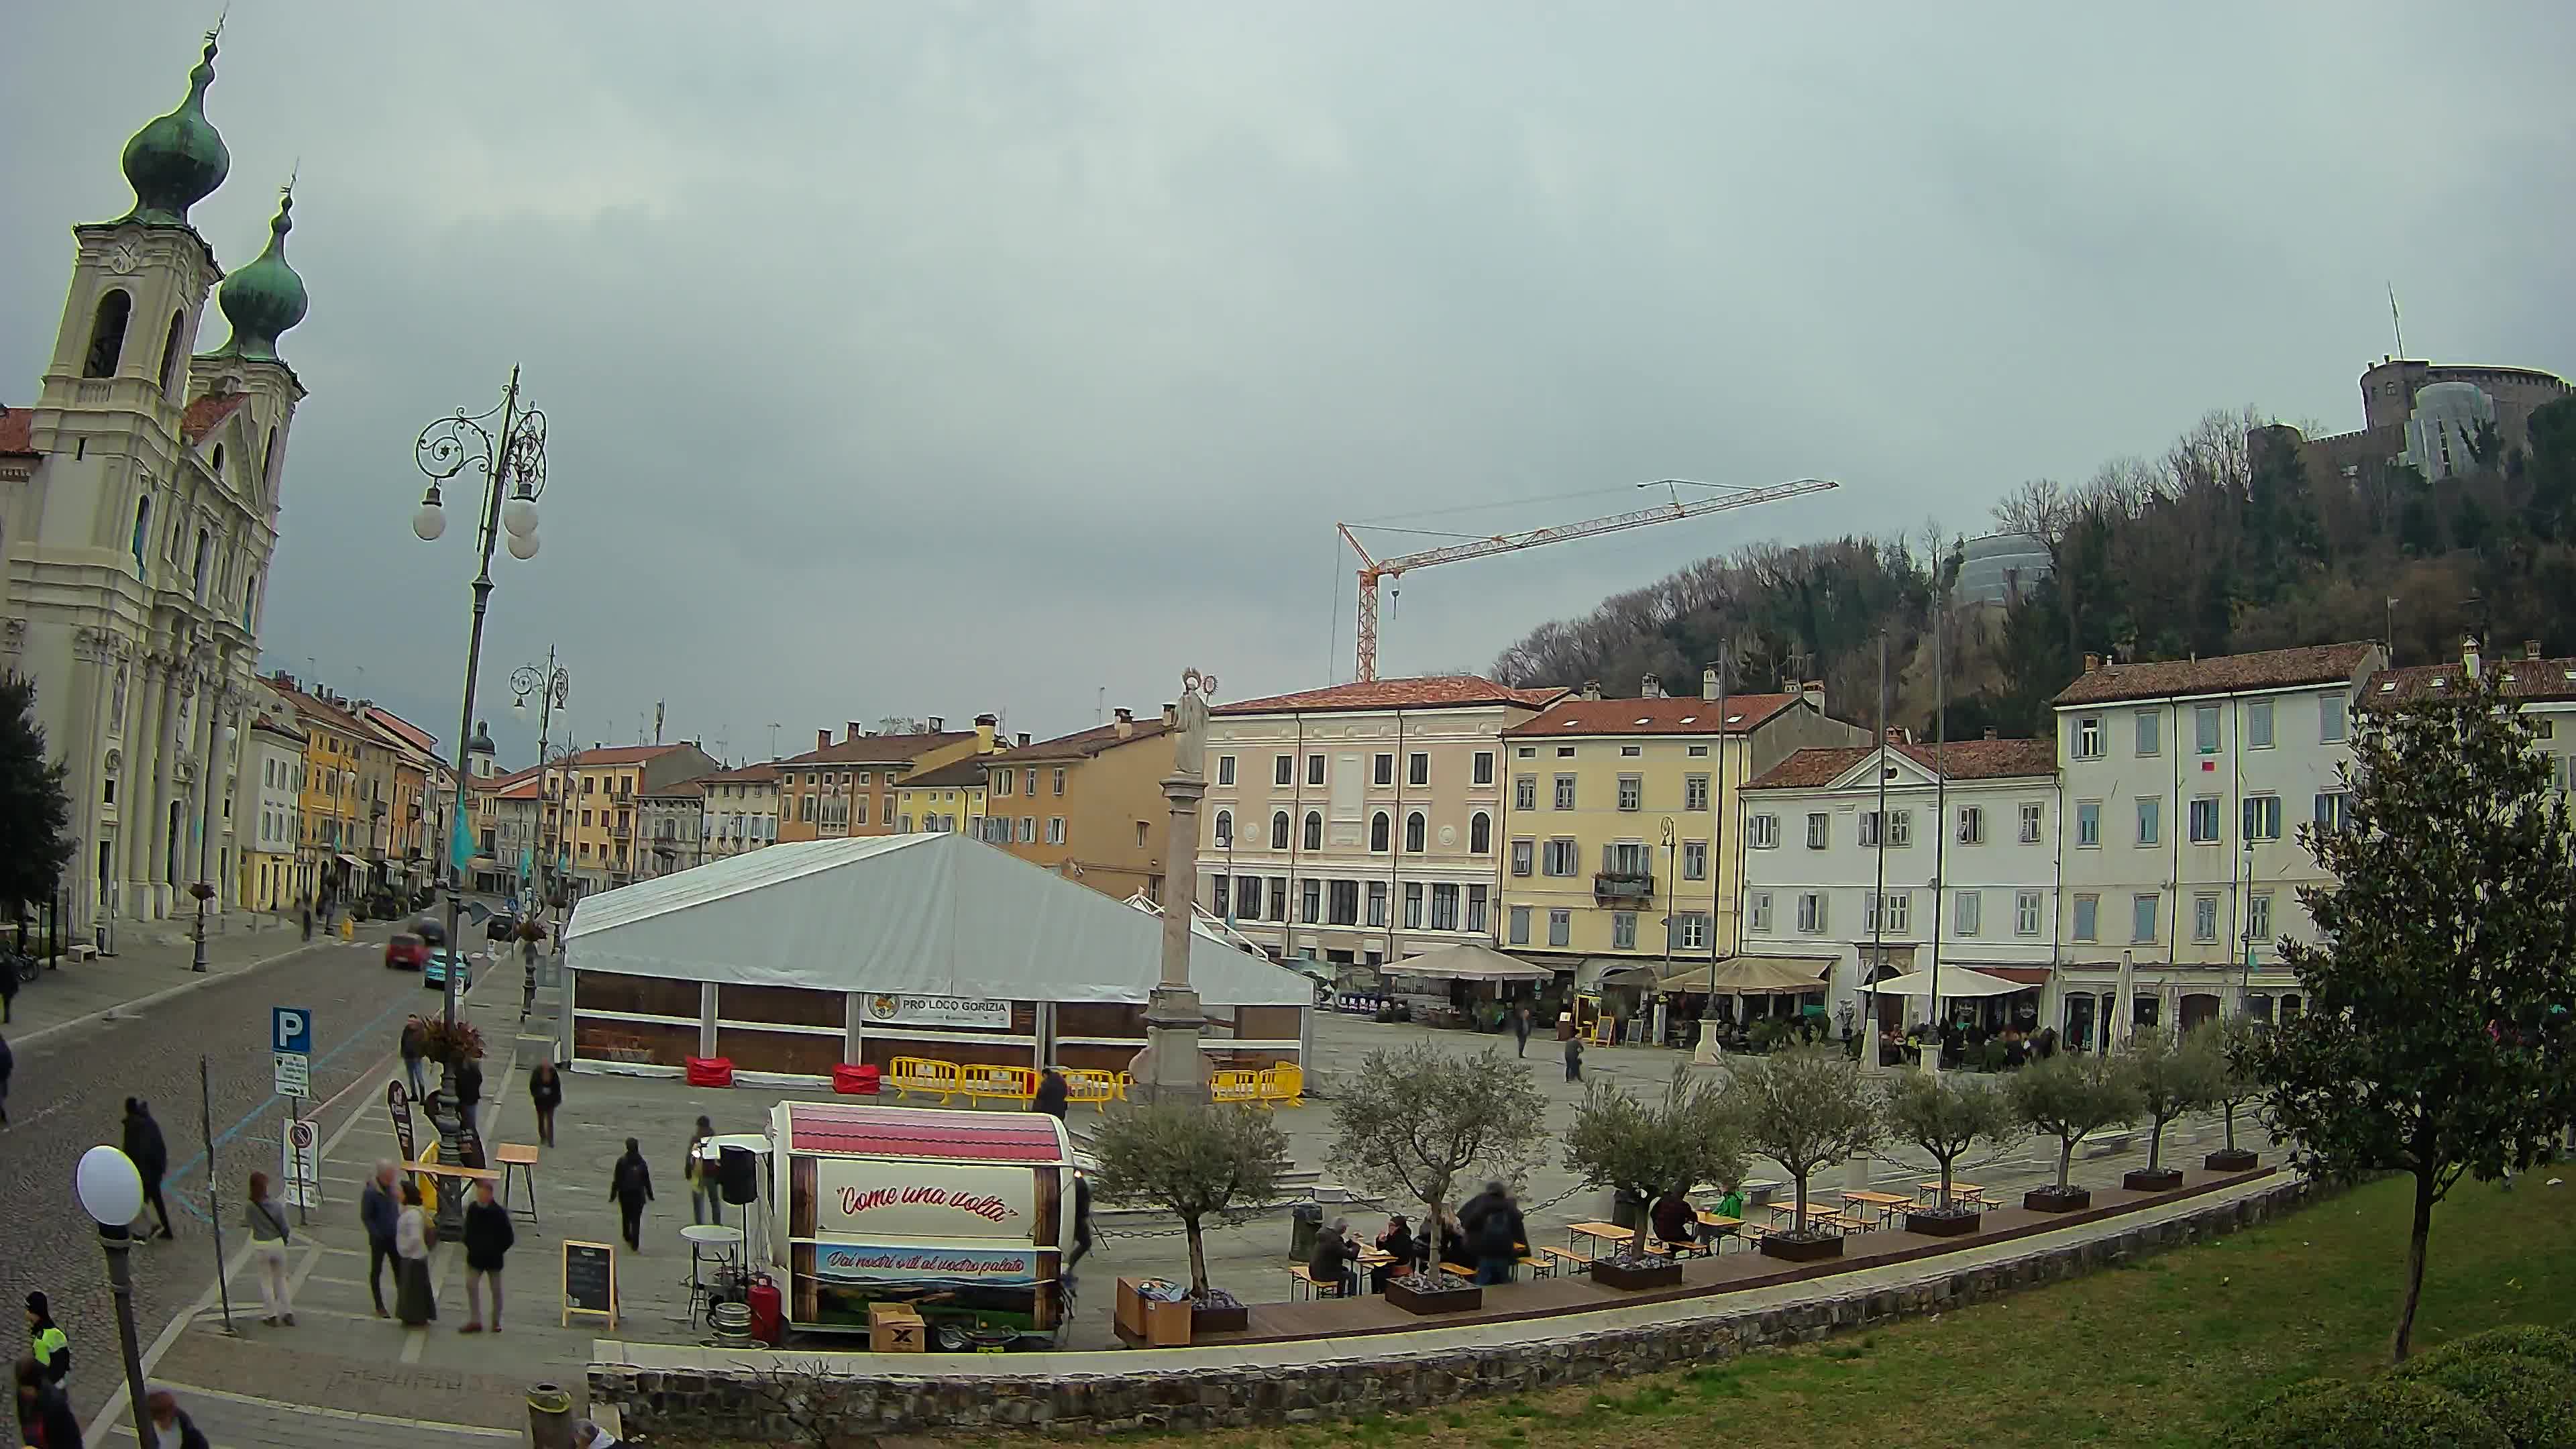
[147,657,188,918]
[63,633,110,934]
[122,655,166,920]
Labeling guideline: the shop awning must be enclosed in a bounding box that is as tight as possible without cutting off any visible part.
[335,853,367,869]
[1385,942,1556,983]
[1592,961,1662,986]
[1862,967,2029,998]
[1657,955,1833,996]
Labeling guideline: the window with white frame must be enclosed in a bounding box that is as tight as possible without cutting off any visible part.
[2245,700,2275,749]
[1956,805,1984,844]
[1748,891,1773,932]
[2136,796,2160,846]
[1270,811,1290,849]
[1047,817,1066,845]
[2016,890,2043,936]
[1404,812,1426,851]
[1508,905,1530,945]
[1749,813,1779,849]
[1554,775,1576,810]
[2247,890,2274,941]
[2073,893,2098,942]
[2135,709,2161,756]
[1306,754,1325,786]
[2196,704,2220,754]
[1684,773,1709,810]
[2194,892,2220,943]
[1216,755,1235,786]
[1617,775,1642,811]
[1511,839,1534,875]
[1542,838,1578,875]
[1548,909,1571,947]
[1303,879,1322,922]
[1303,811,1323,851]
[2313,791,2349,833]
[1370,812,1390,852]
[1860,810,1882,847]
[1796,891,1827,933]
[2189,796,2220,843]
[1470,812,1491,853]
[1515,776,1536,810]
[2019,800,2044,843]
[1366,879,1387,926]
[1888,808,1912,846]
[1373,753,1395,786]
[2243,794,2282,841]
[2074,715,2103,759]
[2320,694,2348,743]
[1472,751,1494,786]
[1611,911,1635,950]
[1955,890,1981,936]
[1682,840,1707,879]
[1805,812,1829,849]
[1676,912,1709,950]
[2077,800,2100,847]
[1274,754,1293,786]
[1409,752,1430,787]
[2133,893,2159,943]
[1466,884,1487,934]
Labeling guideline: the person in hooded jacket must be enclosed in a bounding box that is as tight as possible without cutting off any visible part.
[123,1098,173,1239]
[610,1138,654,1252]
[15,1354,80,1448]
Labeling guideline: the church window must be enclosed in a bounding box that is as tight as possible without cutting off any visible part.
[211,443,225,476]
[85,290,131,378]
[159,311,186,393]
[130,496,152,576]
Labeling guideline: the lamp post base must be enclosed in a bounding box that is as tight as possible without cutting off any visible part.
[191,899,209,973]
[98,1224,160,1448]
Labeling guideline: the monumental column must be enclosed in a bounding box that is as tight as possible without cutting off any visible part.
[1138,668,1218,1105]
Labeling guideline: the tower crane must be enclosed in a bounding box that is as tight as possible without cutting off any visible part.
[1337,476,1839,682]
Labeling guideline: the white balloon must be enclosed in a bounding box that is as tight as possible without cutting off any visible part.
[75,1144,144,1227]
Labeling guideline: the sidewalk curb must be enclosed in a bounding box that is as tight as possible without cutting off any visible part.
[15,935,371,1052]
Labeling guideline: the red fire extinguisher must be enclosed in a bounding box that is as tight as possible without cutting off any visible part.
[747,1273,784,1346]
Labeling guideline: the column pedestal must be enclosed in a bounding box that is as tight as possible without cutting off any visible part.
[1136,985,1208,1106]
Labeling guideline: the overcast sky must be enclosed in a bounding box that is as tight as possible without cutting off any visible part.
[7,3,2571,766]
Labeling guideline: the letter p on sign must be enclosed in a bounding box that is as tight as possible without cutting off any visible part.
[272,1007,312,1055]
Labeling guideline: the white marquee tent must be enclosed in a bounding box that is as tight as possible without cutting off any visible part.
[564,833,1313,1007]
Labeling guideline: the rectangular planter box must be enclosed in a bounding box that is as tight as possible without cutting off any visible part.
[1385,1278,1484,1316]
[2024,1186,2092,1213]
[1758,1232,1843,1264]
[2204,1148,2259,1173]
[1905,1209,1983,1238]
[1589,1257,1684,1291]
[1190,1301,1250,1335]
[2123,1167,2186,1193]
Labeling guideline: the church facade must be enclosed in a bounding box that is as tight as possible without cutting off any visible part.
[0,31,311,938]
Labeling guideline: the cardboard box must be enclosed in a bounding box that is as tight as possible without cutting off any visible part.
[868,1302,926,1353]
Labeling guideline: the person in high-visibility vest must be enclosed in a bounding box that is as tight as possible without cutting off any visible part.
[24,1291,69,1383]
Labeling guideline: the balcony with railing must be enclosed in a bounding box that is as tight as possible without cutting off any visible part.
[1593,871,1654,902]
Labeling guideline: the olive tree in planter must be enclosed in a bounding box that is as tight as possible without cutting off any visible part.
[1880,1069,2016,1236]
[2122,1026,2224,1191]
[1089,1099,1291,1331]
[2200,1018,2265,1172]
[1329,1044,1550,1314]
[1562,1067,1746,1289]
[2006,1051,2139,1212]
[1725,1046,1882,1262]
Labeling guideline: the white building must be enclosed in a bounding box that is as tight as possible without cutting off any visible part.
[696,762,780,861]
[1197,676,1564,971]
[2369,638,2576,787]
[1,34,309,935]
[1739,736,2059,1034]
[2050,641,2384,1046]
[235,708,303,913]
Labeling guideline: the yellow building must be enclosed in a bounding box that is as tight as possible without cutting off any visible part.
[981,707,1173,901]
[892,757,989,834]
[1497,675,1861,973]
[266,676,367,908]
[775,715,1000,843]
[553,743,720,896]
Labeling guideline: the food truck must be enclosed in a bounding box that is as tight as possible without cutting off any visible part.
[762,1099,1078,1347]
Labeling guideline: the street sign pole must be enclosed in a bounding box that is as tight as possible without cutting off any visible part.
[271,1008,316,1223]
[200,1055,236,1336]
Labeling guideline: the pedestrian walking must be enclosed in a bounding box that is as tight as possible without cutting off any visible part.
[1513,1004,1532,1057]
[122,1098,174,1239]
[1,1030,13,1124]
[455,1053,485,1141]
[1033,1067,1069,1120]
[146,1388,212,1449]
[1562,1032,1583,1083]
[1460,1180,1525,1286]
[360,1161,400,1318]
[13,1355,80,1448]
[528,1061,562,1148]
[22,1294,67,1384]
[1065,1173,1093,1281]
[685,1117,721,1227]
[0,953,17,1025]
[393,1180,437,1327]
[300,902,313,941]
[246,1171,295,1326]
[400,1017,429,1103]
[460,1178,513,1334]
[610,1137,654,1252]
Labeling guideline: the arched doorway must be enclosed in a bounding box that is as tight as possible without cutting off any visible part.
[2179,993,2222,1032]
[166,800,184,887]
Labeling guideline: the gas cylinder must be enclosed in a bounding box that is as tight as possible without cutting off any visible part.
[747,1273,784,1346]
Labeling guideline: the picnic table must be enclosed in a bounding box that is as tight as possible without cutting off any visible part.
[1839,1189,1913,1226]
[1566,1222,1631,1259]
[1917,1181,1989,1205]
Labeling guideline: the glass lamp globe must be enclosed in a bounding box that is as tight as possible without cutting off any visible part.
[76,1144,144,1228]
[412,494,447,543]
[506,530,540,561]
[502,490,540,539]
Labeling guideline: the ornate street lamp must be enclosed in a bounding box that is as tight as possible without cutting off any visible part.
[512,649,570,916]
[75,1146,159,1448]
[411,368,549,1208]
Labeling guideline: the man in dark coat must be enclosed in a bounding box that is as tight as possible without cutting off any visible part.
[122,1098,172,1239]
[360,1161,401,1317]
[610,1138,654,1252]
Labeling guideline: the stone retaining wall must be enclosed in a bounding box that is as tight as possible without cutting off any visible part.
[593,1179,2311,1440]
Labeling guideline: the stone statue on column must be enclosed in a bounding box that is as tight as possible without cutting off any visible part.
[1134,668,1219,1105]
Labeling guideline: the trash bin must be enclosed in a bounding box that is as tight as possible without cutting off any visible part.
[1609,1189,1649,1231]
[526,1383,574,1449]
[1289,1200,1323,1259]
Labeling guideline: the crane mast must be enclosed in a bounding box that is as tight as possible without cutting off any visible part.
[1338,476,1839,682]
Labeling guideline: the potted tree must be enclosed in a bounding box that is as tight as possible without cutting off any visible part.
[2200,1018,2265,1173]
[1725,1047,1882,1262]
[1562,1067,1745,1289]
[1881,1069,2017,1237]
[2123,1026,2221,1191]
[2007,1051,2139,1212]
[1328,1044,1549,1314]
[1088,1100,1290,1336]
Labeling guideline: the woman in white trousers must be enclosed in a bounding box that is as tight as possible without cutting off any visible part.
[246,1171,296,1326]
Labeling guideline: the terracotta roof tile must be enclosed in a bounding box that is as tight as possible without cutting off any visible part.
[776,731,976,766]
[986,717,1171,761]
[900,757,990,790]
[1502,694,1803,738]
[180,392,250,444]
[1746,737,2056,791]
[2051,642,2380,706]
[0,406,34,457]
[1216,675,1566,716]
[494,776,541,801]
[564,744,688,767]
[695,763,781,784]
[641,778,707,798]
[2368,656,2576,704]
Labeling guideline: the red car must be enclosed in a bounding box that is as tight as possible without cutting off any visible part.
[383,932,429,971]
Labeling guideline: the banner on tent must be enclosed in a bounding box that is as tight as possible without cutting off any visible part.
[861,994,1011,1030]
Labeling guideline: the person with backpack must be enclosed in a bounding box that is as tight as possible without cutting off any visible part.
[1459,1180,1525,1286]
[610,1138,655,1252]
[123,1098,173,1239]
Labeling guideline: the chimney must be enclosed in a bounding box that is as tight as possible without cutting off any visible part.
[817,728,831,752]
[1801,680,1826,709]
[847,721,864,741]
[1701,665,1720,702]
[974,713,997,751]
[1581,680,1603,701]
[1162,702,1177,729]
[2083,653,2101,674]
[2527,639,2543,661]
[2463,635,2481,681]
[1640,672,1664,699]
[1114,707,1134,739]
[1015,732,1031,747]
[1984,727,1998,741]
[927,716,945,733]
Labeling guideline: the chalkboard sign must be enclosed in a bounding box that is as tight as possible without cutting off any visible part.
[386,1083,416,1166]
[561,1240,616,1328]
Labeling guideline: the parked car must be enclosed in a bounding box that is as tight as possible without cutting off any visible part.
[384,932,429,971]
[423,948,473,991]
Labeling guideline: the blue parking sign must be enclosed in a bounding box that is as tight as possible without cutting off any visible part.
[272,1006,313,1055]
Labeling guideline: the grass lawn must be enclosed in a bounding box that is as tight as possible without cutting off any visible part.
[673,1171,2575,1449]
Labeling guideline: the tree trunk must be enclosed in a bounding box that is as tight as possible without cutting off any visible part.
[1792,1173,1809,1234]
[2391,1169,2436,1364]
[1938,1157,1955,1209]
[1185,1219,1210,1299]
[2147,1118,2165,1172]
[2222,1102,2238,1152]
[1629,1189,1650,1259]
[2056,1137,2075,1190]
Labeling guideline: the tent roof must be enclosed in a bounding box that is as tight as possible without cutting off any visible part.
[1384,942,1556,983]
[564,833,1311,1007]
[1656,955,1833,996]
[1862,967,2028,998]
